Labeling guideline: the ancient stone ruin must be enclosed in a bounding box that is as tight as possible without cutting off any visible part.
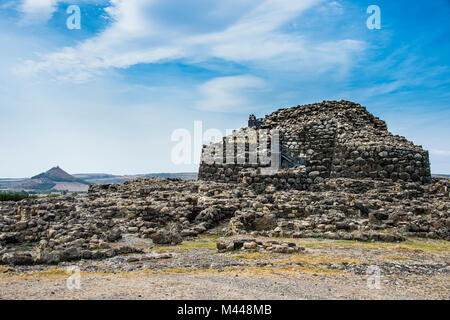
[0,101,448,267]
[198,100,432,190]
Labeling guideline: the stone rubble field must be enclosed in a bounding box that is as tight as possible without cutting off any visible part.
[0,176,449,299]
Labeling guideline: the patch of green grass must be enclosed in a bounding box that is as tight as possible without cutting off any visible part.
[311,233,324,241]
[198,234,223,241]
[0,193,36,202]
[152,238,217,252]
[46,194,60,198]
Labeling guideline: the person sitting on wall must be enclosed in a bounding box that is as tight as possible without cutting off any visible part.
[248,114,256,127]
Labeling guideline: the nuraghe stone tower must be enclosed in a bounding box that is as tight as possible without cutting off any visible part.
[198,100,432,189]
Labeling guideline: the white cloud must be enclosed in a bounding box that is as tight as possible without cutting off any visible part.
[15,0,366,81]
[19,0,59,24]
[195,75,267,112]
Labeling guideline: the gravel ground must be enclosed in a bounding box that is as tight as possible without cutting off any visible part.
[0,272,448,300]
[0,236,448,300]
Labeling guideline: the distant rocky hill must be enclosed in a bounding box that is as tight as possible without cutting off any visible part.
[73,172,197,184]
[432,174,450,178]
[0,167,90,193]
[32,166,82,182]
[0,169,197,194]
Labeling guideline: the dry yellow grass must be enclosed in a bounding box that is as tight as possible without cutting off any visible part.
[232,252,272,260]
[273,253,362,265]
[0,266,10,272]
[0,263,344,281]
[152,241,216,252]
[287,238,449,253]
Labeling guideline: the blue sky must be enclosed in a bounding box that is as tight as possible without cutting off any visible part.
[0,0,449,177]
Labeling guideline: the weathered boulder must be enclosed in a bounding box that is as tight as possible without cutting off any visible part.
[1,252,34,265]
[152,230,182,245]
[36,251,61,265]
[61,247,81,261]
[105,229,122,242]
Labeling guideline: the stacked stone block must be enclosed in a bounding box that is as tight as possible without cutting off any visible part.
[198,100,432,187]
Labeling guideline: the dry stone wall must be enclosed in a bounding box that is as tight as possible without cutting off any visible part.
[198,128,274,183]
[198,100,432,188]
